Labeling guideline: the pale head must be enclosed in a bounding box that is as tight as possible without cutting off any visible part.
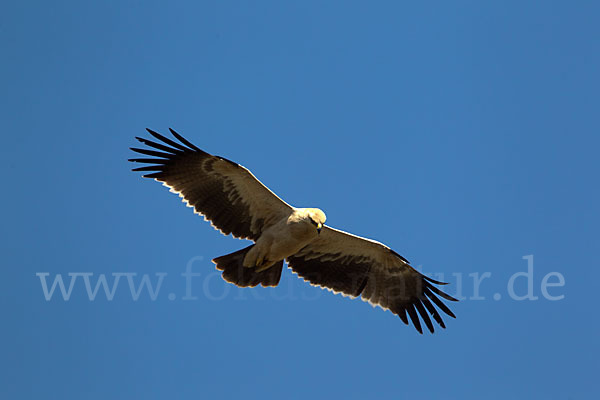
[303,208,326,234]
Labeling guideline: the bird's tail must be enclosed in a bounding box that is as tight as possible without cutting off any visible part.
[212,245,283,288]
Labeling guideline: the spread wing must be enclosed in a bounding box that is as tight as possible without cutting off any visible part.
[287,226,458,334]
[129,128,293,240]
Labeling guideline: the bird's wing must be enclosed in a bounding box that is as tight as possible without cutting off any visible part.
[286,226,458,333]
[129,128,293,240]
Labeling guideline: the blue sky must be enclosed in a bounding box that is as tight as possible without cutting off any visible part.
[2,1,598,399]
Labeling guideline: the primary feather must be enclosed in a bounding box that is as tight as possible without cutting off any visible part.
[130,128,457,334]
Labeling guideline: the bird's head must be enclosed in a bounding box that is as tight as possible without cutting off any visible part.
[306,208,326,234]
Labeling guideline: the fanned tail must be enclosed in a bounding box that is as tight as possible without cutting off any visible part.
[212,245,283,288]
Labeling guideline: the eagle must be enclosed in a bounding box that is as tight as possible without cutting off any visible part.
[129,128,457,333]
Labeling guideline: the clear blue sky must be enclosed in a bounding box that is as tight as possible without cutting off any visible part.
[2,1,598,399]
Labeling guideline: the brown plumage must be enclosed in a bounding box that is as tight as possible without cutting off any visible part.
[130,128,458,334]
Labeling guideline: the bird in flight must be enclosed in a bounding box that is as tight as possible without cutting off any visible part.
[129,128,457,333]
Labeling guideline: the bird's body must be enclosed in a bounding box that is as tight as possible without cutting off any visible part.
[247,208,325,271]
[130,128,457,334]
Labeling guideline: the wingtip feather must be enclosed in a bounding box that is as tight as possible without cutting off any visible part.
[406,304,423,334]
[415,300,435,333]
[169,128,201,151]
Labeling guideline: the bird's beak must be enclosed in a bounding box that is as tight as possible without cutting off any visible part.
[317,223,322,234]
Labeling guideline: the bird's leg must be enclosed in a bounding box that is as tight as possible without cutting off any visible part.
[248,236,275,271]
[242,247,259,268]
[255,260,275,272]
[243,245,269,270]
[255,252,265,269]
